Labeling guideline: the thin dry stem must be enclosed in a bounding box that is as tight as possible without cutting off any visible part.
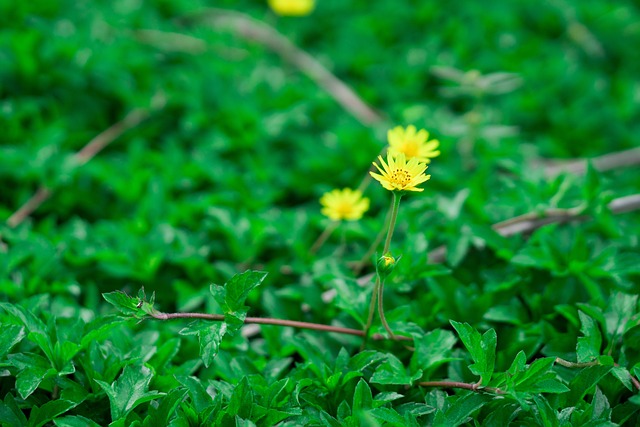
[6,98,164,228]
[150,310,413,341]
[179,9,383,126]
[428,193,640,263]
[417,380,505,395]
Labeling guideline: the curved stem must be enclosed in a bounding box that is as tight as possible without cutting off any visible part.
[377,279,396,339]
[360,276,380,350]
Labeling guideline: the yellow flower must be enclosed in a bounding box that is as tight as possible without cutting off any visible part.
[370,152,430,192]
[320,188,370,221]
[387,125,440,164]
[268,0,315,16]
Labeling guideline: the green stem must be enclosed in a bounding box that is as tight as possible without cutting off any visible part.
[382,192,402,255]
[310,221,339,254]
[378,192,402,338]
[361,192,403,347]
[360,276,380,351]
[353,198,393,274]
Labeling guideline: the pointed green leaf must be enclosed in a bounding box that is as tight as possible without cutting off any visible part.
[410,329,458,374]
[179,321,226,368]
[102,291,147,319]
[450,321,496,385]
[0,324,26,359]
[352,379,373,412]
[577,311,602,363]
[370,354,422,385]
[210,270,267,333]
[0,393,28,426]
[228,377,253,419]
[95,364,163,421]
[53,416,103,427]
[29,399,79,427]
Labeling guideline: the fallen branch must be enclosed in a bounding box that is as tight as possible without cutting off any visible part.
[176,8,384,126]
[6,94,165,228]
[542,146,640,177]
[427,193,640,263]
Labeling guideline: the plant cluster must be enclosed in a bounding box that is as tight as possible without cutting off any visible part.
[1,0,640,426]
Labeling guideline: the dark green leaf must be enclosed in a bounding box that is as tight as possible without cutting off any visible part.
[95,364,163,421]
[450,321,496,385]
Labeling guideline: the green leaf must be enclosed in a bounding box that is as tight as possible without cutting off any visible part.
[511,357,568,394]
[370,354,422,385]
[352,379,373,412]
[0,324,26,359]
[176,376,214,414]
[53,416,103,427]
[28,399,79,427]
[227,377,253,419]
[8,352,56,399]
[179,321,227,368]
[143,388,188,427]
[95,364,163,422]
[563,365,612,407]
[410,329,458,375]
[577,311,602,363]
[0,393,28,426]
[434,393,490,426]
[210,270,267,332]
[450,321,497,385]
[532,395,560,427]
[102,291,147,319]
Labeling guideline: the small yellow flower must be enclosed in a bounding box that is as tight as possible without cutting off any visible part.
[268,0,315,16]
[387,125,440,164]
[320,188,370,221]
[370,152,430,192]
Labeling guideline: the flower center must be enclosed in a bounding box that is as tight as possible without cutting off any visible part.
[390,168,412,187]
[401,140,419,158]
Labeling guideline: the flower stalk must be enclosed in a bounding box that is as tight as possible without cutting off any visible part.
[362,191,403,347]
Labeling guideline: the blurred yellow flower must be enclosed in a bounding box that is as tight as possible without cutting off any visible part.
[320,188,370,221]
[268,0,315,16]
[387,125,440,164]
[370,152,430,192]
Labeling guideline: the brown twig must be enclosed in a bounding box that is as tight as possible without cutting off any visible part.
[554,357,600,368]
[149,310,413,341]
[542,147,640,178]
[555,357,640,391]
[177,8,384,126]
[417,380,505,395]
[6,95,165,228]
[427,193,640,263]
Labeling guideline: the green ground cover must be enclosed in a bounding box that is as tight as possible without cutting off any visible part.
[1,0,639,425]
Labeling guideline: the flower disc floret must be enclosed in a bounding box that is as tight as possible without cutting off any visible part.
[370,152,430,192]
[387,125,440,164]
[320,188,369,221]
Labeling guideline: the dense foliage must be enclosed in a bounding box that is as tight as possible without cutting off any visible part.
[1,0,639,425]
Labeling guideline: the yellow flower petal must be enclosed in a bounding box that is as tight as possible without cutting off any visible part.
[370,152,431,192]
[268,0,315,16]
[387,125,441,163]
[319,188,370,221]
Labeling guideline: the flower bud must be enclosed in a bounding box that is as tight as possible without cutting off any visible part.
[377,253,397,279]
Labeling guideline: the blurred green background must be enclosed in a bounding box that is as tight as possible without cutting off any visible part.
[1,0,640,425]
